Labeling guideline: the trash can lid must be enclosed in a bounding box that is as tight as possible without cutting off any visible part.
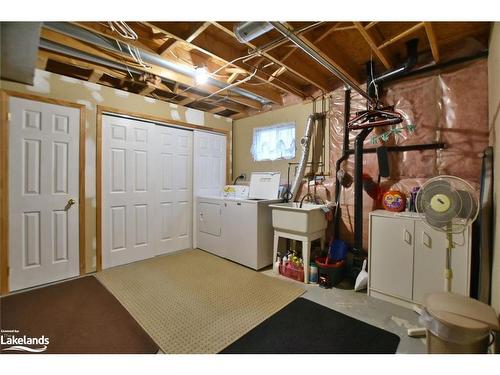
[425,292,499,331]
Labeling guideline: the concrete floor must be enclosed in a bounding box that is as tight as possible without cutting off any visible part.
[261,268,427,354]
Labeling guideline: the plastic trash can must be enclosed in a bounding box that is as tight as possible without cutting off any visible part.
[419,292,499,354]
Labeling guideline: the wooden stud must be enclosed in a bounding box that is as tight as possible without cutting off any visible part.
[227,72,240,84]
[37,54,49,70]
[138,83,158,95]
[95,108,102,272]
[365,22,379,30]
[208,106,226,114]
[0,91,9,295]
[87,69,103,83]
[157,38,177,56]
[424,22,440,63]
[378,22,425,49]
[79,99,86,275]
[186,22,211,43]
[178,97,196,106]
[353,22,392,69]
[268,66,286,82]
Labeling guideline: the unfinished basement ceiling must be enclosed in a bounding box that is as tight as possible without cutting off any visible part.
[34,21,492,119]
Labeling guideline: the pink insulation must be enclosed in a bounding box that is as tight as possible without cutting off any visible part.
[301,59,488,251]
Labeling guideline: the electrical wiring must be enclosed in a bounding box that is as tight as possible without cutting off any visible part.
[108,21,138,40]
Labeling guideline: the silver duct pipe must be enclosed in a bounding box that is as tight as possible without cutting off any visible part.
[234,22,273,43]
[42,22,271,105]
[290,113,323,201]
[269,22,375,105]
[40,39,144,74]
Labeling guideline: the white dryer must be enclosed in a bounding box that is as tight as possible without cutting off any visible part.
[197,172,282,269]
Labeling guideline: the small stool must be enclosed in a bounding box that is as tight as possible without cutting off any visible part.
[273,229,326,284]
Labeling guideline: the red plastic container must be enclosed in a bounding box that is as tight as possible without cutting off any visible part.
[315,258,345,286]
[279,262,304,282]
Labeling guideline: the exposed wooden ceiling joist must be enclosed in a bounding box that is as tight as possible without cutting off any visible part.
[353,22,392,69]
[377,22,425,49]
[424,22,440,63]
[144,21,288,104]
[211,22,333,94]
[40,26,262,112]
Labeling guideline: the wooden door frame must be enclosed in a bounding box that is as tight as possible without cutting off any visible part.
[96,105,231,271]
[0,90,87,295]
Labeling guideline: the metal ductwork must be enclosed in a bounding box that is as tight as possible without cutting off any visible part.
[269,22,375,105]
[289,113,324,201]
[42,22,271,105]
[1,22,42,85]
[234,22,273,43]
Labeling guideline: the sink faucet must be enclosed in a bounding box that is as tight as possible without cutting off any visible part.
[299,193,313,208]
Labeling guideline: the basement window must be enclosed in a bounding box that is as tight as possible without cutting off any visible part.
[251,122,296,161]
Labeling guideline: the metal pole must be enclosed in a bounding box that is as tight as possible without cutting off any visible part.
[269,22,375,105]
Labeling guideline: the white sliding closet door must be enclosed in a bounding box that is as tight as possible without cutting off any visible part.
[193,131,226,248]
[154,126,193,255]
[102,115,194,268]
[102,115,155,269]
[193,131,227,197]
[9,97,80,291]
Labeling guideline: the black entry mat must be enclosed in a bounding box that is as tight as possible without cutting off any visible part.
[220,298,400,354]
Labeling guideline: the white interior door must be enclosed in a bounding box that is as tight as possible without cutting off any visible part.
[193,131,226,248]
[102,115,155,269]
[9,97,80,291]
[154,125,193,255]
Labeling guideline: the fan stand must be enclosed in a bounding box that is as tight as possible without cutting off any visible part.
[407,223,454,338]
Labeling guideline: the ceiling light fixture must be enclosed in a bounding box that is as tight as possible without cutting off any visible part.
[195,66,209,85]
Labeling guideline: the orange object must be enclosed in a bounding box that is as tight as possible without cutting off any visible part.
[382,190,406,212]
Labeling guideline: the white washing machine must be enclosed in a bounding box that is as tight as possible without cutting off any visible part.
[197,172,282,269]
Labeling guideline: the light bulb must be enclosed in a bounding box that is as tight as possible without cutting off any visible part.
[195,67,209,85]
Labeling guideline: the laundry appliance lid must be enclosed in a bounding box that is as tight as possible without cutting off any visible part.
[248,172,281,200]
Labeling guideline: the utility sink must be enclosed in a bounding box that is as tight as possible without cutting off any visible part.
[269,202,328,234]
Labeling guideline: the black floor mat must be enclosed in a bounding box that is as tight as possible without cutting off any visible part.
[220,298,400,354]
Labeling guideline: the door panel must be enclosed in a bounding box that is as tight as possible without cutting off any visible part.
[154,125,193,255]
[103,116,194,266]
[370,216,414,300]
[102,115,155,268]
[193,131,226,249]
[9,97,80,291]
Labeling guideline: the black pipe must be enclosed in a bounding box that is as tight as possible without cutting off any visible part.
[345,142,445,155]
[368,38,419,96]
[385,50,488,84]
[353,128,372,254]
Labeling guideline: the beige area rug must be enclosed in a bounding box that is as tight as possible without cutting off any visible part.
[96,249,305,354]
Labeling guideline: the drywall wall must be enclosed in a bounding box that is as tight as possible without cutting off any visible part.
[0,69,232,276]
[489,22,500,315]
[233,100,329,183]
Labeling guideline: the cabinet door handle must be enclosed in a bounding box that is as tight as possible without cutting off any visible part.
[423,232,432,248]
[404,229,412,245]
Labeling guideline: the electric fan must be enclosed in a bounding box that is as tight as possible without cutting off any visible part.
[407,175,479,338]
[415,175,479,292]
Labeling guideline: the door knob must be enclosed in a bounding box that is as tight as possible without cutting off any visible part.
[65,198,76,210]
